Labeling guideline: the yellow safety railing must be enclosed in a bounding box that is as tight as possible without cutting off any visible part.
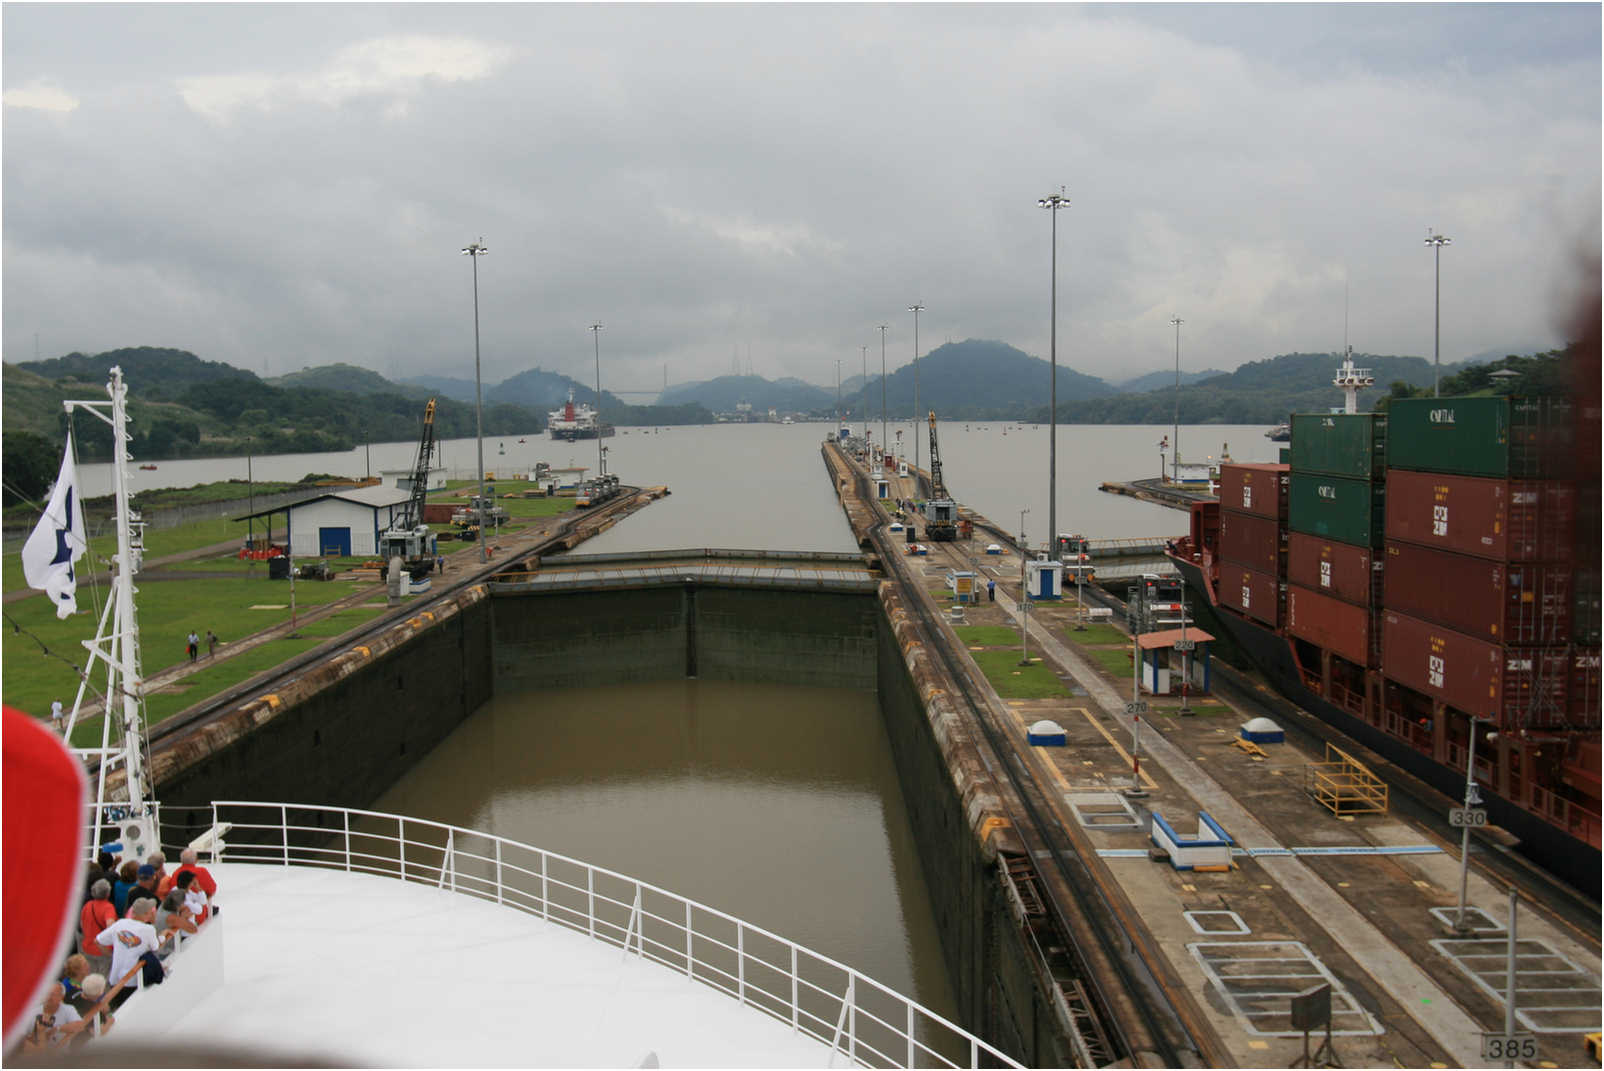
[1304,742,1389,817]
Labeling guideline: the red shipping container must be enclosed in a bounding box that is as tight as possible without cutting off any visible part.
[1218,463,1289,520]
[1384,469,1575,562]
[1570,648,1601,726]
[1287,584,1372,667]
[1381,610,1567,725]
[1287,532,1375,606]
[1219,509,1283,575]
[1383,541,1572,646]
[1219,563,1281,626]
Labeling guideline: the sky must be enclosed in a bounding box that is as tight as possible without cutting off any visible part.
[3,4,1599,393]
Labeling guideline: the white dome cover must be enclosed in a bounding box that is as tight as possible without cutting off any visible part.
[1029,719,1065,736]
[1242,716,1282,734]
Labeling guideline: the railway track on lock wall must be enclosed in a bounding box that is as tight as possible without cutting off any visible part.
[855,484,1213,1067]
[140,489,648,755]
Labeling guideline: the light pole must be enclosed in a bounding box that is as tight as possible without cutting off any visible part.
[1170,315,1184,484]
[1426,231,1451,397]
[860,345,868,441]
[835,358,842,432]
[909,303,924,492]
[1128,606,1146,797]
[590,323,605,477]
[1017,507,1030,665]
[879,325,889,469]
[462,238,489,563]
[1455,717,1494,932]
[1038,188,1069,559]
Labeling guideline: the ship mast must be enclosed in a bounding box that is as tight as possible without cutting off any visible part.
[1333,347,1374,414]
[59,366,159,861]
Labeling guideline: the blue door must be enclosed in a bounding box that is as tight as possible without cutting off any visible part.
[319,526,352,557]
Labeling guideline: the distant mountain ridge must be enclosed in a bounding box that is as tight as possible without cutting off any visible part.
[1113,368,1228,393]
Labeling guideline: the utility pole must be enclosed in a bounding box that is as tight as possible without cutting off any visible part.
[879,325,889,469]
[1455,718,1492,932]
[1017,508,1030,665]
[591,322,605,479]
[1426,231,1452,397]
[1170,315,1184,484]
[461,238,489,563]
[909,303,924,491]
[1038,188,1069,562]
[860,345,868,440]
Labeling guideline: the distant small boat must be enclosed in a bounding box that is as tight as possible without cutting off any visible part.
[139,463,157,470]
[1265,423,1291,442]
[518,438,527,443]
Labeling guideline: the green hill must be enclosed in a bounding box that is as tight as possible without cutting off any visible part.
[846,339,1114,420]
[270,363,430,398]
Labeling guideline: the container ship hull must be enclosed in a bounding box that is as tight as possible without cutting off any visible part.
[1166,396,1600,897]
[1168,547,1599,894]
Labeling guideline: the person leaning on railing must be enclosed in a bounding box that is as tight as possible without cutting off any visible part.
[154,890,199,957]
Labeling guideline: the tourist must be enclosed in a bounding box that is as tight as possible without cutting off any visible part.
[69,974,113,1043]
[174,869,210,924]
[124,865,160,916]
[154,890,198,954]
[20,983,85,1052]
[59,954,90,1002]
[186,630,199,662]
[111,861,140,914]
[171,847,219,904]
[50,698,64,734]
[987,578,996,602]
[101,900,164,1010]
[206,629,218,657]
[80,879,117,976]
[146,851,168,889]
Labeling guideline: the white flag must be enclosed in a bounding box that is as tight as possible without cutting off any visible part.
[21,432,89,619]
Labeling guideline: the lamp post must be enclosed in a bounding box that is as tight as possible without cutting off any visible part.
[462,238,489,563]
[909,303,924,491]
[1017,508,1030,665]
[1038,188,1069,559]
[860,345,868,441]
[590,323,605,478]
[835,358,842,432]
[879,325,889,469]
[1455,717,1494,932]
[1425,231,1451,397]
[1170,315,1184,484]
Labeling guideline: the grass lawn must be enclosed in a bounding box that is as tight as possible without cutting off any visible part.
[2,515,250,596]
[955,625,1024,647]
[1061,622,1131,646]
[4,572,364,719]
[969,649,1071,699]
[1088,647,1137,680]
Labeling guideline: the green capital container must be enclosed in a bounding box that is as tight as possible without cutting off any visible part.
[1289,412,1387,478]
[1387,396,1572,479]
[1288,472,1386,547]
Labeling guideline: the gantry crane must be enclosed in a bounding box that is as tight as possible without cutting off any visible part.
[377,398,439,577]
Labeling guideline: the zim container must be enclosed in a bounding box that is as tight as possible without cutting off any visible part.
[1218,463,1289,520]
[1219,509,1284,575]
[1290,412,1387,479]
[1383,541,1572,646]
[1381,610,1568,726]
[1383,469,1575,563]
[1286,584,1373,667]
[1287,532,1376,607]
[1386,396,1574,480]
[1288,473,1386,547]
[1219,563,1282,627]
[1571,648,1601,726]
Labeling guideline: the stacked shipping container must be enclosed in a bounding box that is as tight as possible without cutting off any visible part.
[1215,462,1287,626]
[1284,413,1387,666]
[1382,397,1588,729]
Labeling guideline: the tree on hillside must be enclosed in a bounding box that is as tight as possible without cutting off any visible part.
[2,430,59,506]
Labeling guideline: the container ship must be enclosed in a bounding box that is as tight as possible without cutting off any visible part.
[1167,386,1600,895]
[548,389,615,441]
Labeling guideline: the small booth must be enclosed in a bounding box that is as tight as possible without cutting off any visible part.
[876,477,890,500]
[1025,556,1064,601]
[946,569,976,603]
[1136,627,1215,696]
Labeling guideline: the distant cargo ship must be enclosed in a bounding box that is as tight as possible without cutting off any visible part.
[548,390,615,441]
[1168,391,1600,895]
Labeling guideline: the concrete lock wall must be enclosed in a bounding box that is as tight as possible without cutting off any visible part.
[874,613,1076,1069]
[489,586,878,691]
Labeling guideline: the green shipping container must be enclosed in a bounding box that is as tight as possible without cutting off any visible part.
[1279,447,1291,464]
[1288,473,1386,547]
[1289,412,1387,478]
[1387,396,1571,479]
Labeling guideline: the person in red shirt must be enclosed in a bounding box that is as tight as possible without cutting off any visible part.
[79,880,117,976]
[164,848,218,913]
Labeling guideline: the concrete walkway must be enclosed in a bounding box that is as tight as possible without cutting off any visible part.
[992,584,1490,1068]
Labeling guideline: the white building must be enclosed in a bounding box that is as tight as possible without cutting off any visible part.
[378,465,447,492]
[241,485,419,558]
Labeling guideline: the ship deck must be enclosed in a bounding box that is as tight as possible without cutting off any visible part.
[102,861,848,1067]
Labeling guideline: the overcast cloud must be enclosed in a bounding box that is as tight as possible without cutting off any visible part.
[3,4,1598,392]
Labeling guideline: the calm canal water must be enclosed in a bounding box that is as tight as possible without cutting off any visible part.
[370,679,956,1017]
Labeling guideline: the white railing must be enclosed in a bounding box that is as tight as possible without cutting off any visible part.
[208,801,1022,1069]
